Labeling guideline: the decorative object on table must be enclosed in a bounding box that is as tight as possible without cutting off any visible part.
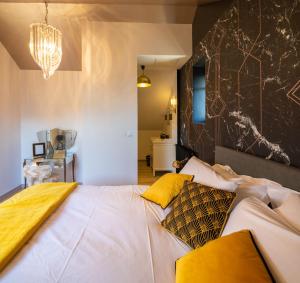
[37,128,77,157]
[46,141,54,158]
[29,1,62,79]
[23,128,77,187]
[32,143,46,158]
[53,150,66,159]
[49,128,65,150]
[160,133,169,139]
[56,134,65,150]
[23,163,58,186]
[137,65,151,88]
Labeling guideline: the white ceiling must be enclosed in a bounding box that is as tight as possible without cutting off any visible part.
[0,0,218,70]
[137,54,187,70]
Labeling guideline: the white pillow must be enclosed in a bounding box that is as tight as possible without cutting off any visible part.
[223,197,300,283]
[274,193,300,233]
[233,176,296,208]
[212,165,292,207]
[212,163,271,205]
[233,182,270,206]
[212,163,240,180]
[180,156,237,191]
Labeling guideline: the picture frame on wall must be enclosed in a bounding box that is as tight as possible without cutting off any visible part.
[32,142,46,158]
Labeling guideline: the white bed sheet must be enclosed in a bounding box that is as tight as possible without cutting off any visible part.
[0,185,190,283]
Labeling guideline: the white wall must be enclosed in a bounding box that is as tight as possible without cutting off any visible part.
[21,22,192,185]
[163,109,177,143]
[0,43,21,196]
[138,69,177,131]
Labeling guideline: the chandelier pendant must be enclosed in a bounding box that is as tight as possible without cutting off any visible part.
[29,1,62,79]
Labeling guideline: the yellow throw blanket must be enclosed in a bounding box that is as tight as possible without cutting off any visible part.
[0,182,77,271]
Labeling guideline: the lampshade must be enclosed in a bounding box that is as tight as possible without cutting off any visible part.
[29,2,62,79]
[137,65,151,88]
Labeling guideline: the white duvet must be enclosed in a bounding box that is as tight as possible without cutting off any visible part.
[1,182,298,283]
[222,197,300,283]
[0,185,190,283]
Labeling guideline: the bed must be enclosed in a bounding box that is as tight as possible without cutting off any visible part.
[0,185,190,283]
[1,146,300,282]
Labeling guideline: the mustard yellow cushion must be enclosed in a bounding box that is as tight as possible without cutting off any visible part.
[141,173,193,208]
[176,230,273,283]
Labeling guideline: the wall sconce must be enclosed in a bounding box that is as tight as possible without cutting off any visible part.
[170,96,177,113]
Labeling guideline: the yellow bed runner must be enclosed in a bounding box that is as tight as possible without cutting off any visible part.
[0,182,77,271]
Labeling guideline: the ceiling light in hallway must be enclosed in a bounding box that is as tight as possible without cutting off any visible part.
[137,65,151,88]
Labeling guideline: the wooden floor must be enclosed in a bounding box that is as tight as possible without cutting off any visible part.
[138,160,165,185]
[0,185,23,203]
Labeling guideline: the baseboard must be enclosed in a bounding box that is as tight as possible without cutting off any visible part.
[0,184,24,203]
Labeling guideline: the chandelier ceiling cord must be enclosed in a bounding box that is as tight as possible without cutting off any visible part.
[29,1,62,79]
[44,1,49,24]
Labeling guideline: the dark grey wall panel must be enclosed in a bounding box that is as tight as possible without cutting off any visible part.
[193,0,232,51]
[179,0,300,168]
[215,146,300,192]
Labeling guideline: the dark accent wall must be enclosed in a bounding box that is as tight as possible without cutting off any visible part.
[192,0,232,52]
[178,0,300,168]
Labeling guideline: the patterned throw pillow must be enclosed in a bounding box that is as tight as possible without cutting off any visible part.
[161,181,236,248]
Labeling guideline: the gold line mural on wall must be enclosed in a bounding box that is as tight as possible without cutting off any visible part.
[179,0,300,167]
[287,80,300,106]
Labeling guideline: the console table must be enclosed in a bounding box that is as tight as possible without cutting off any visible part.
[23,154,75,187]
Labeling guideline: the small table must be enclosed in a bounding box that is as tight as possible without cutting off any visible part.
[23,154,75,187]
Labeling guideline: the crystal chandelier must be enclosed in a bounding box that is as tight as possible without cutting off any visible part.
[29,1,62,79]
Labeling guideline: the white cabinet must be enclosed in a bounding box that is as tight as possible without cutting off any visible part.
[151,138,176,176]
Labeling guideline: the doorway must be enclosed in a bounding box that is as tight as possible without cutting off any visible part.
[137,55,182,185]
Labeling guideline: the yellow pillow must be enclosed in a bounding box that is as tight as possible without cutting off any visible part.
[176,230,273,283]
[141,173,193,208]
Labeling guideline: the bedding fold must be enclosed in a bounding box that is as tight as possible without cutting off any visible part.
[0,182,77,272]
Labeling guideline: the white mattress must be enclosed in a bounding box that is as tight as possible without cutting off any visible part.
[0,185,190,283]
